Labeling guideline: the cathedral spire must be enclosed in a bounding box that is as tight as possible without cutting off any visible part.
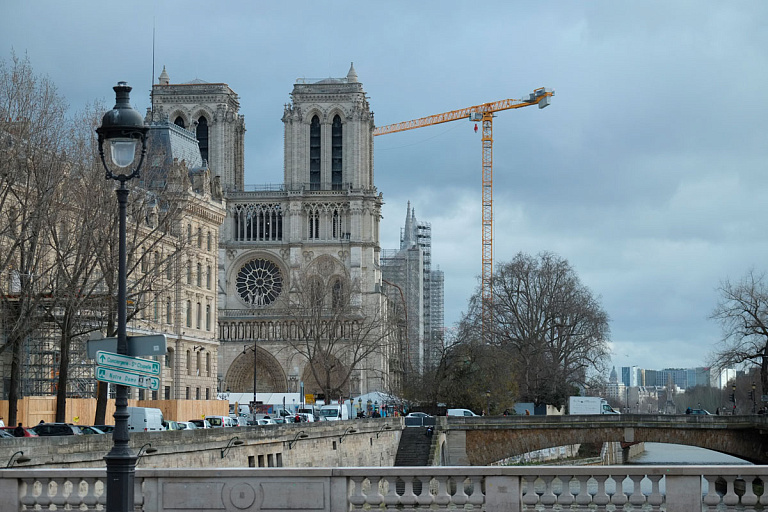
[347,62,358,83]
[158,65,170,85]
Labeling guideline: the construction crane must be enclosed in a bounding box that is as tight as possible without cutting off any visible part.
[373,87,554,340]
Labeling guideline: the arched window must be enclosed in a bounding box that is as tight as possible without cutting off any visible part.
[206,304,211,331]
[309,115,320,190]
[332,279,345,309]
[174,116,185,129]
[332,114,342,190]
[206,353,211,376]
[197,116,209,162]
[308,209,319,240]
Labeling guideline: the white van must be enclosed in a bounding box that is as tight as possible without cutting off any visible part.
[446,408,479,417]
[206,415,236,428]
[126,407,165,432]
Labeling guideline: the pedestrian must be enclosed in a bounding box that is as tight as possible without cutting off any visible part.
[13,422,24,438]
[686,407,692,414]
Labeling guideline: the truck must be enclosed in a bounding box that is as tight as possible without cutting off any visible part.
[126,406,165,431]
[318,402,351,421]
[568,396,620,415]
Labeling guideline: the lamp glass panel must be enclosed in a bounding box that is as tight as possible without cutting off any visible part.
[109,139,138,168]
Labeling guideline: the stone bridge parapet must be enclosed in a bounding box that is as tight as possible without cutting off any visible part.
[440,414,768,465]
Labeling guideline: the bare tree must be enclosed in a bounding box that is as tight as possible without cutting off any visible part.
[488,251,611,407]
[282,258,393,402]
[710,269,768,394]
[0,52,70,425]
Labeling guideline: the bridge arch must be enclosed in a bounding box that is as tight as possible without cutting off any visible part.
[442,416,768,465]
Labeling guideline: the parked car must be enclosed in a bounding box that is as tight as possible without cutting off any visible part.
[206,415,236,428]
[233,417,249,427]
[253,418,277,426]
[406,412,432,418]
[80,426,106,435]
[92,425,114,433]
[33,423,84,436]
[0,429,15,439]
[176,421,197,430]
[689,409,711,415]
[188,419,212,429]
[163,420,181,430]
[1,426,38,437]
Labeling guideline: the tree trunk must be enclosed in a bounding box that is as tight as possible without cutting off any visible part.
[55,327,71,422]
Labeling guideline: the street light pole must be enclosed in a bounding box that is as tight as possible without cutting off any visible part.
[752,382,757,414]
[97,82,148,512]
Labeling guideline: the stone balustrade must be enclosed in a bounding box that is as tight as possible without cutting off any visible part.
[1,465,767,511]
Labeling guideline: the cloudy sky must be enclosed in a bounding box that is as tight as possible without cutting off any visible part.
[3,1,767,374]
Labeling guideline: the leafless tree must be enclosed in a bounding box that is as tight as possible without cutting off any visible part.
[0,52,70,425]
[282,259,394,402]
[487,251,611,408]
[710,269,768,395]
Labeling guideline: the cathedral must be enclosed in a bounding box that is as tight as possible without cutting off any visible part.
[150,64,395,400]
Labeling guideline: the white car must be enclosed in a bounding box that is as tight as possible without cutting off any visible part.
[253,418,277,426]
[176,421,198,430]
[188,419,212,429]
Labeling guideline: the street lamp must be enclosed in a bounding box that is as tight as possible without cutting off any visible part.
[97,82,149,512]
[732,384,737,415]
[752,382,757,414]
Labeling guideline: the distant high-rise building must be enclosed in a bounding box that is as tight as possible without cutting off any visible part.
[621,366,639,387]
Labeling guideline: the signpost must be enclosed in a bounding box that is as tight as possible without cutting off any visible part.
[87,334,167,359]
[96,351,160,376]
[96,366,159,391]
[95,350,161,391]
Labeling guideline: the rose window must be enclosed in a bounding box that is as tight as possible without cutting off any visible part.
[236,258,283,306]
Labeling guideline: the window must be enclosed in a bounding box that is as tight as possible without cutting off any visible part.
[196,302,202,329]
[166,260,173,280]
[196,388,201,400]
[197,226,202,248]
[207,231,212,251]
[206,388,210,400]
[206,353,211,376]
[153,296,159,321]
[186,387,190,400]
[309,115,320,190]
[206,265,212,289]
[186,301,192,327]
[233,203,283,242]
[174,116,185,129]
[165,386,171,400]
[308,210,319,240]
[154,252,161,275]
[196,351,202,375]
[206,304,211,331]
[332,279,344,309]
[186,350,192,375]
[197,116,209,163]
[141,251,149,273]
[332,114,342,190]
[166,298,172,324]
[187,262,192,285]
[165,353,171,367]
[197,263,202,287]
[187,224,192,243]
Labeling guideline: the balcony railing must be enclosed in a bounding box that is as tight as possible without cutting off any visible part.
[1,466,766,511]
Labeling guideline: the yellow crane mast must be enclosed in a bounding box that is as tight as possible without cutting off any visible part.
[373,87,554,340]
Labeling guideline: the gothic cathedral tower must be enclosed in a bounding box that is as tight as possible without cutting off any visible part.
[218,64,390,398]
[150,66,246,191]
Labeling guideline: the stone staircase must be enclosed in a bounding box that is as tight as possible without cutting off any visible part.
[394,426,435,466]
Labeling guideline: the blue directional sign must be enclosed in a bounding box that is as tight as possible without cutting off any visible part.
[96,351,160,376]
[96,366,160,391]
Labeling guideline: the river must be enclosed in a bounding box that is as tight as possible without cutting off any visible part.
[629,442,751,465]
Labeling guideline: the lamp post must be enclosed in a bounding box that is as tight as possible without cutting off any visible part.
[732,384,737,414]
[97,82,148,512]
[752,382,757,414]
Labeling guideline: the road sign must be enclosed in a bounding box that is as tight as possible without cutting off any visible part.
[86,334,167,359]
[96,351,160,376]
[96,366,159,391]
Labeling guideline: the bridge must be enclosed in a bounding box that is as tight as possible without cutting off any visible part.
[440,414,768,465]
